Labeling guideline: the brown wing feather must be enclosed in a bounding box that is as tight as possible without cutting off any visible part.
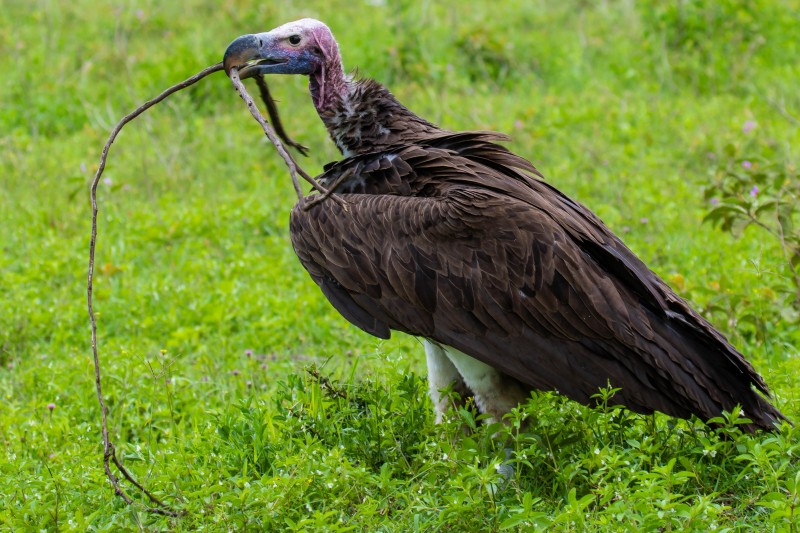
[290,138,785,431]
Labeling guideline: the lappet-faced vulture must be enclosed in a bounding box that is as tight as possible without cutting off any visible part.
[223,19,786,432]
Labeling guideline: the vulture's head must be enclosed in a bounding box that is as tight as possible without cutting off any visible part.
[223,18,339,78]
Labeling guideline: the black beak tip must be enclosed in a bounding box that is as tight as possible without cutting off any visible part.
[223,34,260,74]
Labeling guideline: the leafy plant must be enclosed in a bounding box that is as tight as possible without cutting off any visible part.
[703,146,800,327]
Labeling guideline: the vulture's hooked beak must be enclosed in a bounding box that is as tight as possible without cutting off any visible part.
[223,30,312,156]
[224,34,288,78]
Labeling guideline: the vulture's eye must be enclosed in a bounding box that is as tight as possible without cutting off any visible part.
[288,34,302,45]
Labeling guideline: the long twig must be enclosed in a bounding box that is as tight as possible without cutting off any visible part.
[88,62,223,516]
[227,67,345,210]
[88,60,347,517]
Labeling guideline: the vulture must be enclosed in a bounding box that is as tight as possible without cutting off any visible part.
[223,18,786,432]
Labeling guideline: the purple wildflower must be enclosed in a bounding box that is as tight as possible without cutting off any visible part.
[710,197,719,206]
[47,403,56,411]
[232,369,240,376]
[742,120,756,134]
[742,160,752,170]
[246,381,252,388]
[639,218,649,224]
[750,185,759,197]
[261,363,268,370]
[244,349,253,358]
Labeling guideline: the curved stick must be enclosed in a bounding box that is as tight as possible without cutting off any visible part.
[87,60,346,517]
[87,62,224,516]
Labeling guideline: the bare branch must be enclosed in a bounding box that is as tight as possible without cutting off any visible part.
[87,60,347,518]
[87,63,223,517]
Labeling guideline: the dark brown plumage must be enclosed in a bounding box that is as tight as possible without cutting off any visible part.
[224,19,787,432]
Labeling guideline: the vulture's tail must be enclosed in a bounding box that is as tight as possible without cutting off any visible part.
[651,307,789,433]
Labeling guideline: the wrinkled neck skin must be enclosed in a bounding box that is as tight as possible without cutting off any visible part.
[308,52,348,116]
[309,53,441,157]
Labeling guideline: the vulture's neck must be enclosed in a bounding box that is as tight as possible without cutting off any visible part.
[310,56,441,157]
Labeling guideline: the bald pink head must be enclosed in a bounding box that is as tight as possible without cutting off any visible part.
[223,18,347,109]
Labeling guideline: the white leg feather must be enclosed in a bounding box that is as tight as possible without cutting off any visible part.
[424,342,526,484]
[440,345,529,424]
[424,340,468,424]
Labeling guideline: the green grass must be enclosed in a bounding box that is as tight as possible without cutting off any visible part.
[2,0,800,530]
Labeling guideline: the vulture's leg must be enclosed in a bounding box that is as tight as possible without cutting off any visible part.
[436,343,528,482]
[424,340,472,423]
[440,345,530,425]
